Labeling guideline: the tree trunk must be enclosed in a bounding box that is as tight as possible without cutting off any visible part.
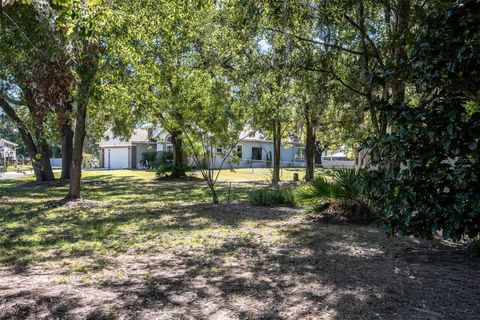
[170,130,186,178]
[0,98,54,182]
[68,101,87,199]
[272,121,281,185]
[60,122,73,180]
[67,48,98,199]
[37,137,55,181]
[391,0,410,109]
[207,180,219,204]
[304,113,315,181]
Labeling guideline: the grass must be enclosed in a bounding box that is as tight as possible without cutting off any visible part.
[191,167,334,182]
[5,165,34,172]
[1,168,309,271]
[0,169,478,319]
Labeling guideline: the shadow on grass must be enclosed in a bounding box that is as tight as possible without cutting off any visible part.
[0,173,280,272]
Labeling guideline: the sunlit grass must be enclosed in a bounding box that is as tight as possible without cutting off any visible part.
[0,169,308,273]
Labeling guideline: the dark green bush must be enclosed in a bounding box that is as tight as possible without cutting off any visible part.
[141,151,158,169]
[364,1,480,240]
[155,163,172,178]
[159,151,173,165]
[248,186,296,207]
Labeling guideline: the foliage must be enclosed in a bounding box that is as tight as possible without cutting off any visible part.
[141,151,158,169]
[467,239,480,257]
[248,186,296,207]
[303,170,367,201]
[155,163,171,178]
[82,153,95,168]
[366,1,480,240]
[159,151,173,166]
[302,169,373,223]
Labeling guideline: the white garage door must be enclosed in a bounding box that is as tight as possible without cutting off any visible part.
[107,148,129,169]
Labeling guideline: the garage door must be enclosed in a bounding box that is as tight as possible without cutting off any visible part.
[107,148,129,169]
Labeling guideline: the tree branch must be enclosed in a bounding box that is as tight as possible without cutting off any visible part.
[343,14,385,68]
[304,66,368,97]
[264,27,363,55]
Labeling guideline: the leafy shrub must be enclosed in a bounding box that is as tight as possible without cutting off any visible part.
[155,163,172,178]
[302,170,368,201]
[159,151,173,165]
[248,186,296,207]
[155,156,190,179]
[302,170,374,223]
[141,151,158,169]
[364,1,480,240]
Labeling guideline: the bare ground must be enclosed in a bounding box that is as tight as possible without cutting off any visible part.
[0,203,478,320]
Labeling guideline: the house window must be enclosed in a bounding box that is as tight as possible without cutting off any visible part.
[216,147,223,154]
[252,147,262,160]
[294,147,306,160]
[166,145,173,152]
[234,145,243,159]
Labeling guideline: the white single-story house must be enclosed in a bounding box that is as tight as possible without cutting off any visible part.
[0,138,18,165]
[156,130,308,169]
[98,128,355,170]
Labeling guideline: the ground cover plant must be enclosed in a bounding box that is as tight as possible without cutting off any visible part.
[301,170,373,224]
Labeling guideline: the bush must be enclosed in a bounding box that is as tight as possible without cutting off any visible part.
[248,186,296,207]
[155,163,172,178]
[141,151,158,169]
[159,151,173,165]
[302,169,374,223]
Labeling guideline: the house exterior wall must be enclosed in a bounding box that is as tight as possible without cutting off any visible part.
[0,139,17,161]
[186,140,306,170]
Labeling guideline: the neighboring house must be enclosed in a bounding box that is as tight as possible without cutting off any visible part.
[98,129,158,169]
[155,130,307,169]
[0,138,18,168]
[323,150,355,169]
[98,127,355,170]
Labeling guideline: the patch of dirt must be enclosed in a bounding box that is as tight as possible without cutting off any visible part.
[0,205,479,320]
[44,198,111,209]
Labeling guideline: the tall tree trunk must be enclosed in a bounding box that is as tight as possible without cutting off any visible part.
[170,129,186,178]
[272,121,281,185]
[37,137,55,181]
[391,0,410,108]
[68,100,87,199]
[305,116,315,181]
[0,98,54,181]
[67,48,98,199]
[60,122,73,180]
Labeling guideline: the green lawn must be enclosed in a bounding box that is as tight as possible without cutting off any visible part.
[0,169,477,319]
[5,164,34,172]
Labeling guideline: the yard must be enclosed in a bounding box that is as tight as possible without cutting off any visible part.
[0,169,478,319]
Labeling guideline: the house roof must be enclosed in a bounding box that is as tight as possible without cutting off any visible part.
[0,138,18,147]
[130,129,150,143]
[238,129,302,145]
